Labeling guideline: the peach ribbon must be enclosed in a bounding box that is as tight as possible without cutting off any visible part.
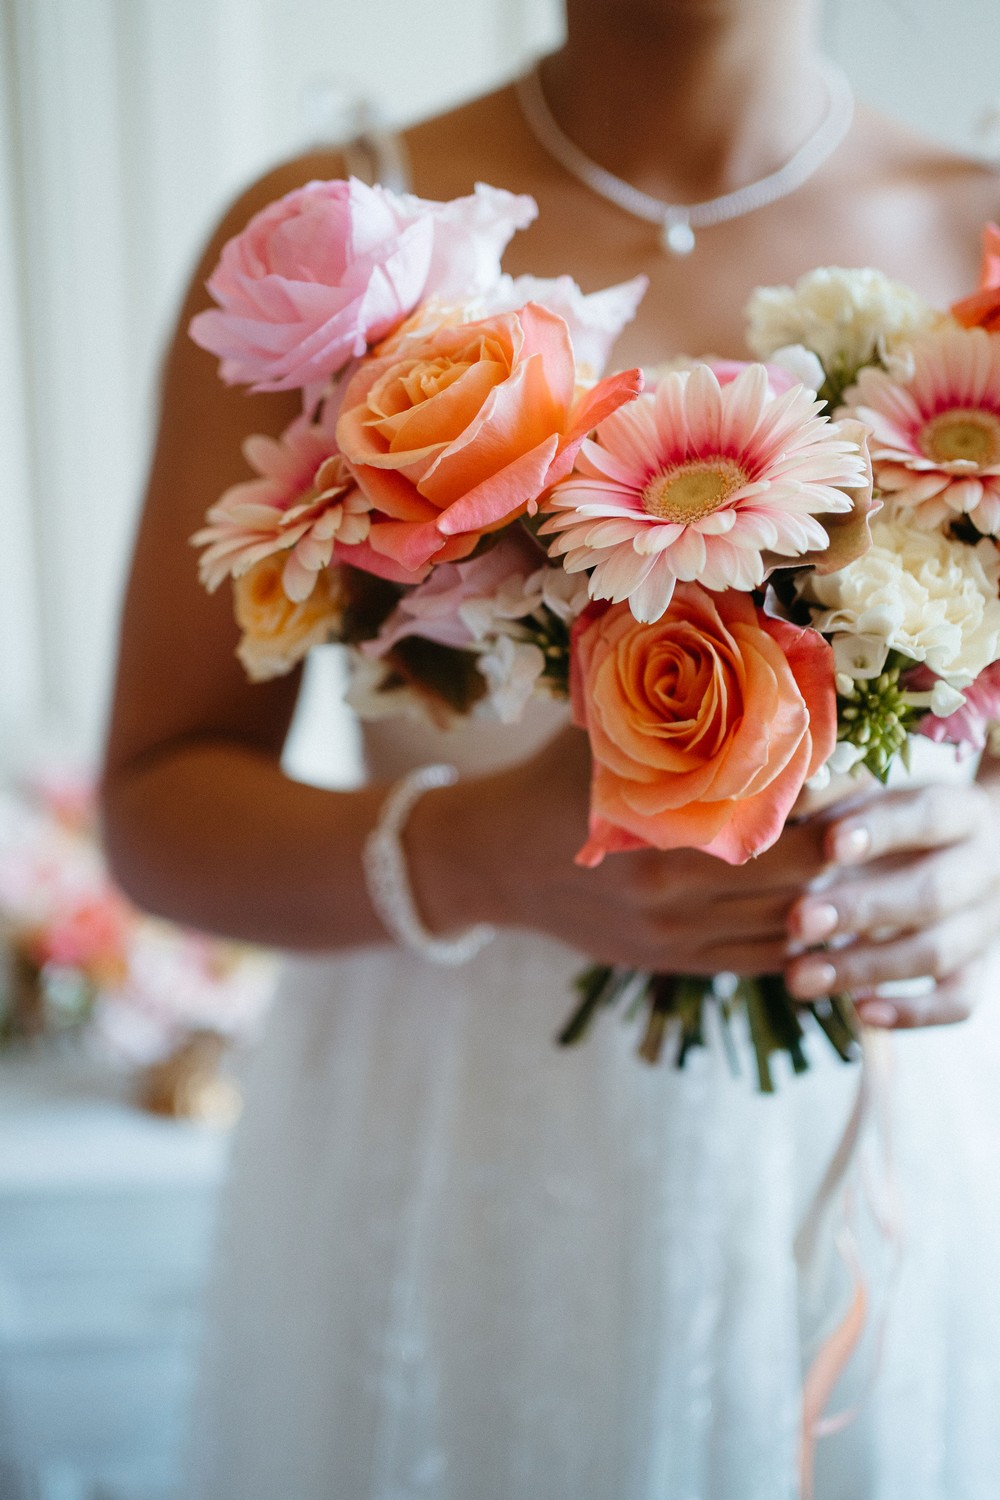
[795,1028,902,1500]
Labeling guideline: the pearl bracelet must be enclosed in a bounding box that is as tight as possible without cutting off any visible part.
[362,763,497,966]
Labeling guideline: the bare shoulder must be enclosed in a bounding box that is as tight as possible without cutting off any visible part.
[845,106,999,290]
[402,84,545,200]
[886,118,998,223]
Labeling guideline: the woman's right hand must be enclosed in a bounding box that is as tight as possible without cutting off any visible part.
[410,725,830,974]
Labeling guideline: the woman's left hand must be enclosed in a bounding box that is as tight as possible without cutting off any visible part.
[784,778,1000,1028]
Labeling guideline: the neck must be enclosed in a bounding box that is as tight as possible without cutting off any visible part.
[546,0,827,203]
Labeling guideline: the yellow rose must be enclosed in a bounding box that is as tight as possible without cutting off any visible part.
[233,556,343,681]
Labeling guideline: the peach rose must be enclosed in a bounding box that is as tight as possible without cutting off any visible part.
[570,585,836,866]
[233,556,344,681]
[336,302,642,575]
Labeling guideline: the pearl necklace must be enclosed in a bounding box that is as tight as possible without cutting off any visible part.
[515,61,855,257]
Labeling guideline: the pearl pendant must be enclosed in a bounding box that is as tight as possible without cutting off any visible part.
[662,217,695,256]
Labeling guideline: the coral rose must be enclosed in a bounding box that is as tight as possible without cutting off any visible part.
[570,585,836,866]
[233,556,344,681]
[336,302,642,574]
[482,272,647,377]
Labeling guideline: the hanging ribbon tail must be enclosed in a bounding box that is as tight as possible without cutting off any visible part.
[798,1223,868,1500]
[794,1028,903,1500]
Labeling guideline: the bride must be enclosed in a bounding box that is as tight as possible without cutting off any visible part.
[102,1,1000,1496]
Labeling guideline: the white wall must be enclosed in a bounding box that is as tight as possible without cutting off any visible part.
[825,0,1000,157]
[1,0,998,768]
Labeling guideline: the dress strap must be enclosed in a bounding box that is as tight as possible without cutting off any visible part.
[301,80,412,192]
[342,125,411,192]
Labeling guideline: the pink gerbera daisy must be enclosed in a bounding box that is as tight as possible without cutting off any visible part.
[843,325,1000,534]
[540,364,865,623]
[193,397,371,603]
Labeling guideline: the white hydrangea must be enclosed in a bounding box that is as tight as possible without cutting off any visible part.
[767,343,826,392]
[460,565,590,641]
[476,636,548,723]
[800,517,1000,686]
[466,565,590,722]
[745,267,936,381]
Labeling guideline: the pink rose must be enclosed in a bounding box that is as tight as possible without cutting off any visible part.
[917,660,1000,757]
[708,357,800,395]
[189,178,536,398]
[392,182,538,303]
[190,179,432,394]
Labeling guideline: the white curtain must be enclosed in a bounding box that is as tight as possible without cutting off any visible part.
[1,0,996,771]
[0,0,562,771]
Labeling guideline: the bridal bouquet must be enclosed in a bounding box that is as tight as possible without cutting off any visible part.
[190,179,1000,1089]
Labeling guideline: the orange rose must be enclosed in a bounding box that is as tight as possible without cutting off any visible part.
[570,585,836,866]
[336,302,641,575]
[233,556,344,681]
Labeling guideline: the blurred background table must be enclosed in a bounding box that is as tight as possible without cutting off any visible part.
[0,1047,230,1500]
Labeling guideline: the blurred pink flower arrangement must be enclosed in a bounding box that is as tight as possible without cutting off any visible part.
[0,766,276,1087]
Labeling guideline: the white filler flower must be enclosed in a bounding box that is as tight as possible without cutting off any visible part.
[801,516,1000,685]
[746,267,936,382]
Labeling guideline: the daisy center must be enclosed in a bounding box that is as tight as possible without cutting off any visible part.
[642,458,748,523]
[919,408,1000,468]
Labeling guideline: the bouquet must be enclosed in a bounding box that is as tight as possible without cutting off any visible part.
[190,177,1000,1090]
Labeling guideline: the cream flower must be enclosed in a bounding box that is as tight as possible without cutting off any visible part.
[460,564,590,641]
[746,267,936,393]
[233,557,345,681]
[466,564,589,720]
[841,325,1000,535]
[800,516,1000,685]
[541,364,865,623]
[477,635,548,723]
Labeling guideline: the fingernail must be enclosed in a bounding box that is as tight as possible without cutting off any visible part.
[788,958,837,999]
[832,825,870,864]
[792,901,839,944]
[856,999,898,1029]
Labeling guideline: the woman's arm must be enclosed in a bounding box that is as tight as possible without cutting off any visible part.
[101,154,397,949]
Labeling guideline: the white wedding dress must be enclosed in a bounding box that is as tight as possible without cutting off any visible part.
[185,681,1000,1500]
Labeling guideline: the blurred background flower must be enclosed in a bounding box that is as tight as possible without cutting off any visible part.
[0,764,276,1099]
